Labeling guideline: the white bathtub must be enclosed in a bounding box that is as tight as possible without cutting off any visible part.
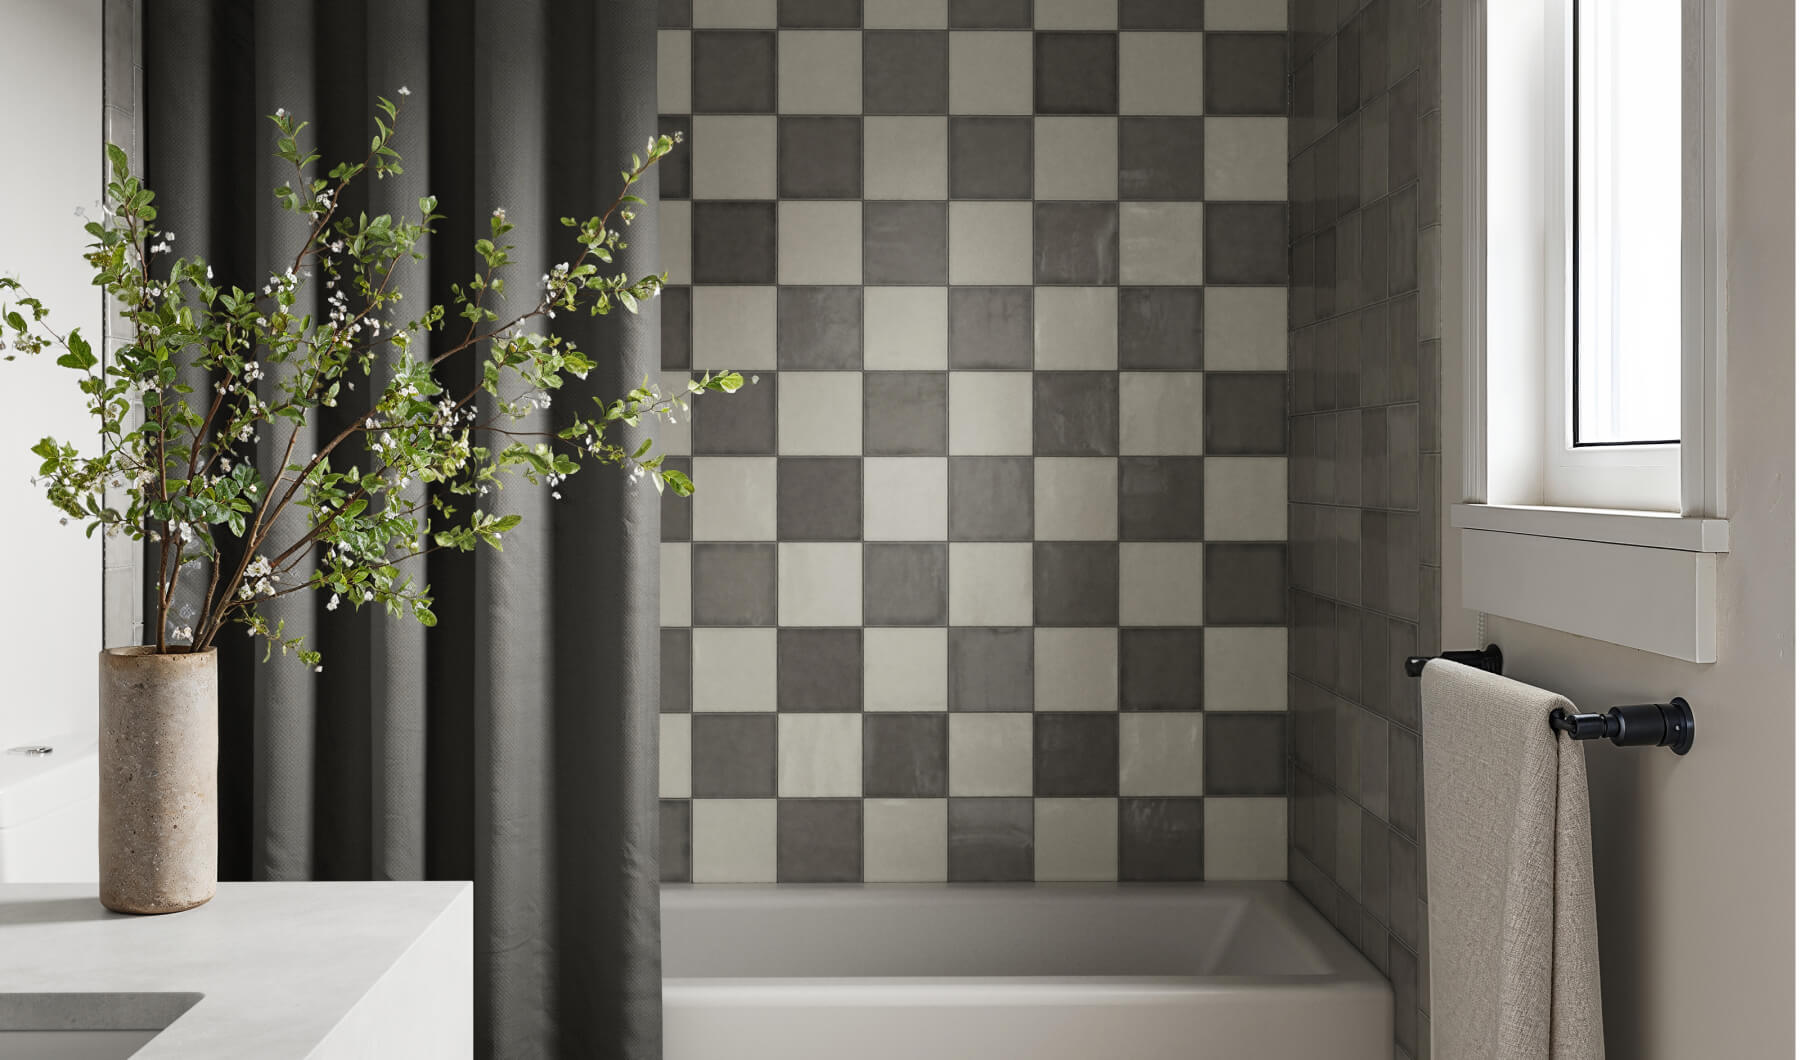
[662,882,1392,1060]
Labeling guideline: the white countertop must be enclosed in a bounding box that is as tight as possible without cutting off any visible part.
[0,881,473,1058]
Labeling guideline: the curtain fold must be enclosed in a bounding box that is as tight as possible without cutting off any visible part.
[142,2,664,1055]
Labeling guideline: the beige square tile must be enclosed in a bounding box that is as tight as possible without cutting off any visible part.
[1120,203,1205,285]
[1034,286,1118,369]
[691,799,777,883]
[1204,117,1289,201]
[656,372,694,457]
[779,371,864,454]
[1203,628,1289,711]
[1118,542,1204,626]
[1033,628,1118,711]
[661,543,692,626]
[779,30,862,113]
[1035,0,1117,29]
[866,0,948,27]
[694,0,776,26]
[865,628,950,711]
[778,714,863,797]
[778,543,864,626]
[691,116,777,199]
[1034,798,1118,881]
[1035,117,1118,200]
[1120,32,1205,115]
[1120,371,1206,455]
[1035,458,1119,540]
[660,715,691,799]
[779,202,862,285]
[865,798,949,882]
[1206,0,1288,30]
[865,286,949,369]
[949,714,1034,796]
[1204,287,1289,371]
[1119,713,1205,796]
[1204,798,1289,880]
[691,457,779,541]
[865,457,949,541]
[692,628,778,711]
[657,30,691,114]
[1203,457,1288,540]
[949,542,1033,625]
[949,31,1034,115]
[692,286,777,370]
[660,201,692,285]
[867,117,949,199]
[948,372,1034,454]
[949,202,1034,286]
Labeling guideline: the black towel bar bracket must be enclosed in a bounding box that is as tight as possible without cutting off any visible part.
[1403,646,1696,756]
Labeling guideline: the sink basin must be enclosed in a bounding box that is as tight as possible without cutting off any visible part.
[0,993,202,1059]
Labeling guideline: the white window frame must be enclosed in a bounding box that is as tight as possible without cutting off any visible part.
[1455,0,1728,662]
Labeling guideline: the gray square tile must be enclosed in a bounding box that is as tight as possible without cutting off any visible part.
[1118,288,1204,370]
[951,0,1032,27]
[949,456,1034,540]
[866,371,951,454]
[949,287,1034,368]
[865,30,951,113]
[660,116,693,198]
[1034,32,1120,114]
[1033,202,1120,284]
[1119,117,1207,199]
[692,714,779,796]
[663,627,694,712]
[865,714,950,796]
[1119,0,1206,29]
[1033,371,1119,455]
[692,542,779,625]
[1205,203,1289,284]
[1204,33,1287,115]
[779,117,863,198]
[1390,723,1421,841]
[660,0,693,28]
[1389,831,1421,950]
[1204,373,1287,454]
[660,800,691,882]
[692,202,779,284]
[949,628,1035,711]
[948,797,1034,880]
[865,201,951,284]
[865,543,951,625]
[1120,628,1203,711]
[1034,713,1119,796]
[693,370,779,453]
[1034,541,1120,625]
[777,799,862,881]
[694,31,779,112]
[1119,798,1204,880]
[778,0,861,27]
[1117,456,1203,540]
[1202,542,1286,624]
[777,287,863,370]
[779,457,863,540]
[662,286,693,369]
[949,117,1033,199]
[1203,712,1286,795]
[778,628,864,711]
[662,456,695,541]
[1360,807,1390,923]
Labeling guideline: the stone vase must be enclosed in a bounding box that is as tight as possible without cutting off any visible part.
[98,646,218,915]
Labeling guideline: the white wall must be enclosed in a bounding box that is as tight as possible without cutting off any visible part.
[0,0,104,740]
[1441,1,1795,1057]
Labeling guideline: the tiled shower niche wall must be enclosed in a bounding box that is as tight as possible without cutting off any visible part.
[1286,0,1442,1056]
[656,0,1292,885]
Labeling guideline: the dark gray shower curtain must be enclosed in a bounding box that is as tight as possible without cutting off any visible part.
[141,2,664,1056]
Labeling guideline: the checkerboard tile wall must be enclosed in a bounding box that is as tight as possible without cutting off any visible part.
[656,0,1291,885]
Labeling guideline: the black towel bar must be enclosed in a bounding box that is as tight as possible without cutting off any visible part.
[1405,645,1697,756]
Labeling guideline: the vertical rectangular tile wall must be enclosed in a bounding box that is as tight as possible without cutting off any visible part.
[1286,0,1441,1057]
[657,0,1292,888]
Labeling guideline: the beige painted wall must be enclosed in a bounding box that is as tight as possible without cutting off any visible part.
[1441,1,1795,1056]
[0,0,104,741]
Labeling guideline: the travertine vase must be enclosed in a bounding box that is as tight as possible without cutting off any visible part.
[98,646,218,914]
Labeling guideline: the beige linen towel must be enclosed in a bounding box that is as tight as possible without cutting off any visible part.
[1421,661,1605,1060]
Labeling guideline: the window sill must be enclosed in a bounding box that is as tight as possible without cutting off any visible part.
[1451,504,1727,663]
